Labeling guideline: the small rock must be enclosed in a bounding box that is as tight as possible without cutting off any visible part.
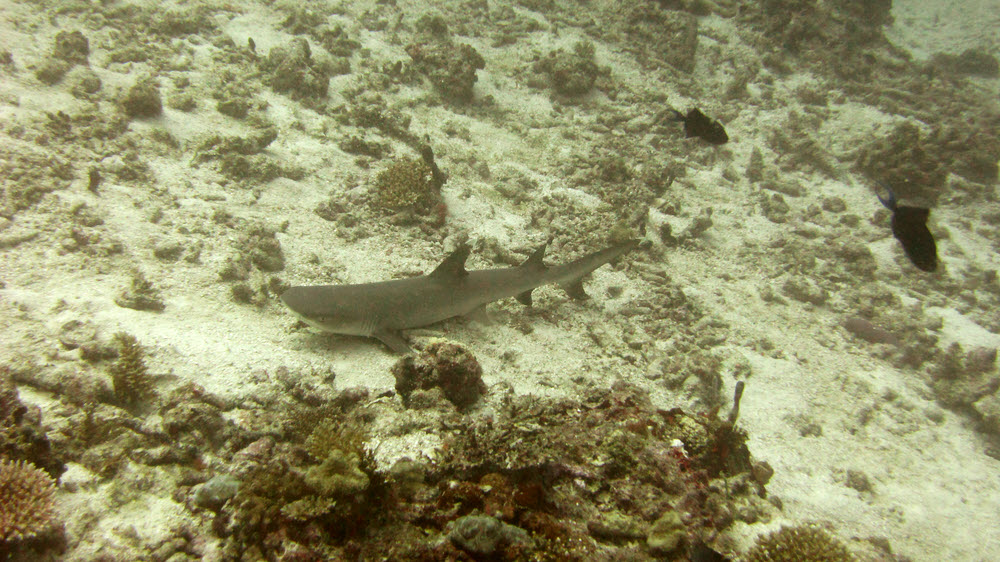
[192,474,240,510]
[448,515,533,555]
[647,509,685,553]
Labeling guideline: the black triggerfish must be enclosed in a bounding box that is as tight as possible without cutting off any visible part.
[877,183,938,272]
[671,108,729,145]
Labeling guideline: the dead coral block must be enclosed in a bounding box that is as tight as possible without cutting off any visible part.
[854,121,947,204]
[122,77,163,118]
[0,373,66,479]
[52,30,89,65]
[304,449,370,496]
[448,514,533,556]
[115,271,165,311]
[406,41,485,104]
[262,37,330,101]
[391,339,486,410]
[533,41,602,97]
[930,48,1000,78]
[237,224,285,272]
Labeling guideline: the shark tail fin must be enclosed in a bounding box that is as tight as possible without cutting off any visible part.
[876,181,897,211]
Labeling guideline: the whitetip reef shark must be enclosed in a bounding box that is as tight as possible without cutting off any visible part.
[280,239,640,353]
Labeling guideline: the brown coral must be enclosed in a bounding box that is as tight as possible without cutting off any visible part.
[391,339,486,410]
[743,524,855,561]
[0,459,57,542]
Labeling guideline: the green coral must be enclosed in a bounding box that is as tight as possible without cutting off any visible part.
[743,525,855,562]
[305,418,367,461]
[304,449,370,496]
[303,418,371,495]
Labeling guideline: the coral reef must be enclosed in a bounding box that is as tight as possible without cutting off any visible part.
[742,524,855,562]
[391,339,486,410]
[204,379,772,559]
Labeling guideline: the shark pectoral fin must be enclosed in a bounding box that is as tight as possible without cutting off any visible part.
[561,279,588,300]
[515,289,533,306]
[373,329,413,354]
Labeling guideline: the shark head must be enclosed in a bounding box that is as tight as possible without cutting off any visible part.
[280,285,373,336]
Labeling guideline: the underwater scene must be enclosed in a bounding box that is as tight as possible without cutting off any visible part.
[1,0,999,560]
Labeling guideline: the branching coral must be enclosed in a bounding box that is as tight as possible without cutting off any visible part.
[107,332,155,408]
[0,459,57,543]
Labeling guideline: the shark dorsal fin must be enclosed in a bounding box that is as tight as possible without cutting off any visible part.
[430,244,470,279]
[519,243,548,272]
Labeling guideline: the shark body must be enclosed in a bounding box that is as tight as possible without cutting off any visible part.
[280,240,639,353]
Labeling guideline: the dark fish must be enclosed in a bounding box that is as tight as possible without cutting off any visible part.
[672,108,729,145]
[877,184,938,272]
[87,166,101,193]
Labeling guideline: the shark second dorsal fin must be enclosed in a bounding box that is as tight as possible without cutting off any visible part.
[515,290,533,306]
[430,244,470,279]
